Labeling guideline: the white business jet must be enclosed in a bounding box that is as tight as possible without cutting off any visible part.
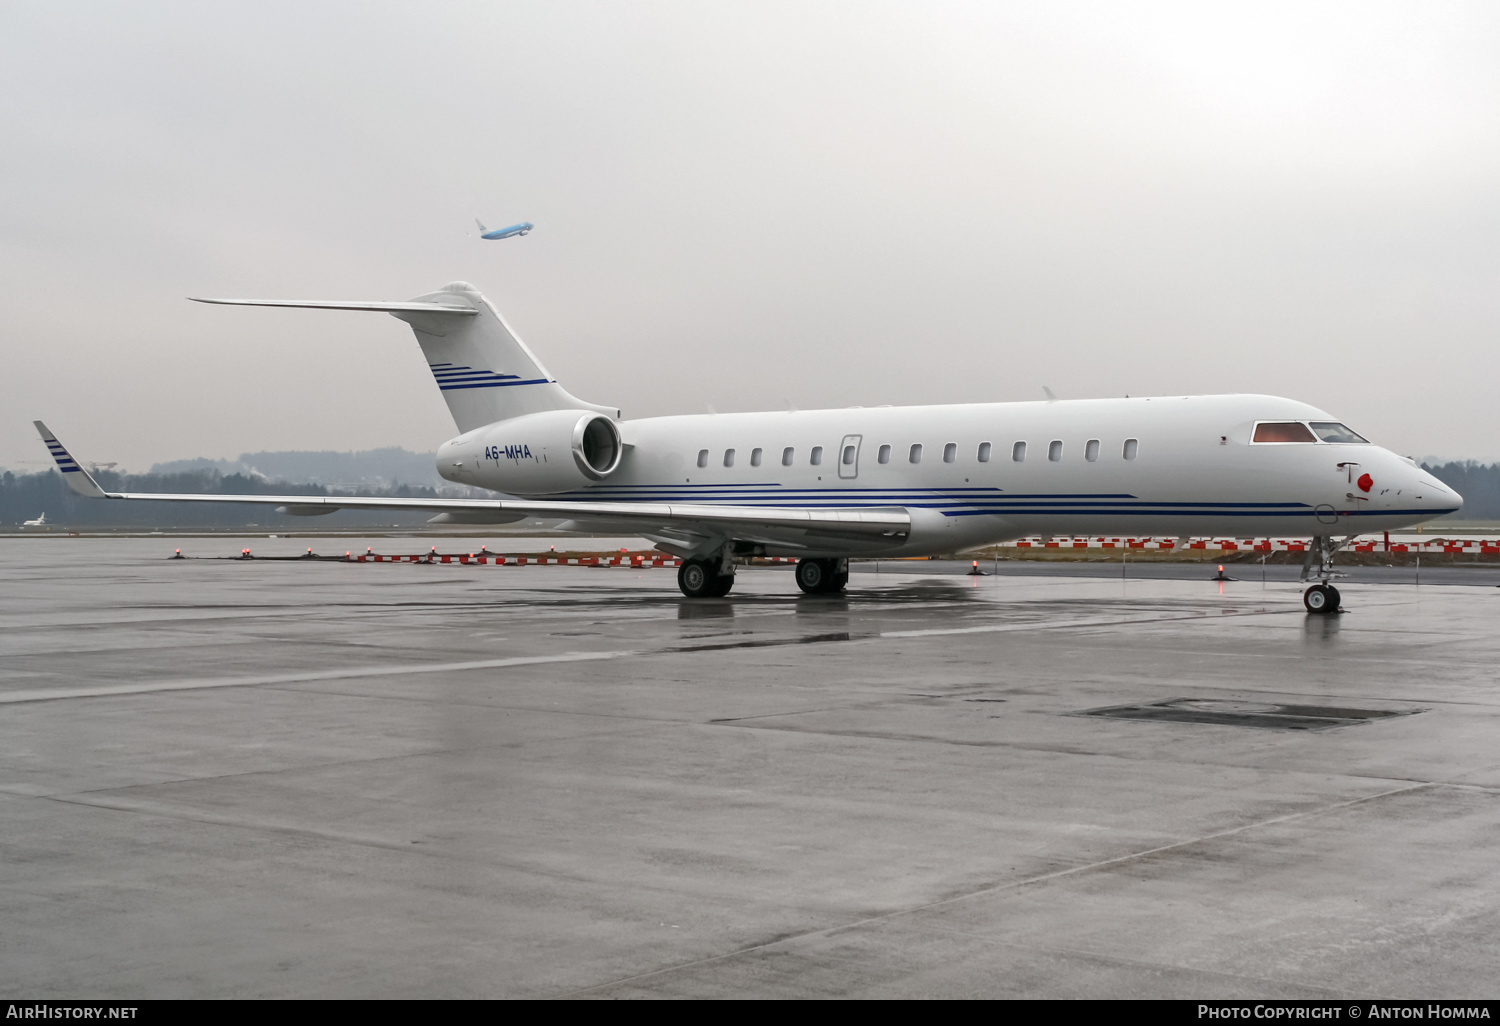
[21,513,46,528]
[35,281,1461,613]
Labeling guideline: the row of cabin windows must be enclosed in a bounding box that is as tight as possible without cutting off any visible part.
[696,438,1139,469]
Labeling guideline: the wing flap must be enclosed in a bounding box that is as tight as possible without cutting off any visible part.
[99,489,909,541]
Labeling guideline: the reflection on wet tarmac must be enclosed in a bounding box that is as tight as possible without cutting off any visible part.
[2,537,1498,998]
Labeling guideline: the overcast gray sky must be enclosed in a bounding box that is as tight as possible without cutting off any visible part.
[2,1,1496,472]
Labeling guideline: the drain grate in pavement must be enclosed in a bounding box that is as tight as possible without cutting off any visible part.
[1075,698,1419,731]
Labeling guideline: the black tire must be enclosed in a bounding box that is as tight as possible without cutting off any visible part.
[796,558,847,595]
[706,572,735,597]
[795,558,829,594]
[678,559,715,598]
[1326,585,1341,610]
[1303,584,1334,614]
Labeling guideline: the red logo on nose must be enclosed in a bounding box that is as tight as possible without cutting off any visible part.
[1357,473,1373,493]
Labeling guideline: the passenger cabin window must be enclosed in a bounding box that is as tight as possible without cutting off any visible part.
[1012,441,1026,462]
[1123,438,1139,460]
[878,444,891,464]
[723,448,735,467]
[943,443,957,463]
[842,445,856,465]
[750,447,762,467]
[696,449,709,469]
[1309,422,1369,444]
[1048,440,1063,462]
[782,447,794,466]
[1253,422,1317,443]
[810,446,823,466]
[1085,439,1100,462]
[977,442,991,463]
[909,443,923,464]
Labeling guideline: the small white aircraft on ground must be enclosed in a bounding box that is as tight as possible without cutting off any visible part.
[21,513,46,528]
[36,281,1461,613]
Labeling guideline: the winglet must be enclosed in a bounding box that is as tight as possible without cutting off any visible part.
[33,422,108,498]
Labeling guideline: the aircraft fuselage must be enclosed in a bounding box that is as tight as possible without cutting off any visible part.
[439,393,1460,557]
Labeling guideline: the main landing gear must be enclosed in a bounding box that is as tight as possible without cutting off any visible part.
[1301,535,1350,615]
[674,552,849,598]
[677,557,735,598]
[795,557,848,596]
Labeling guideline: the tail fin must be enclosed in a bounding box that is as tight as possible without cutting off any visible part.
[394,282,614,433]
[33,422,108,497]
[189,282,615,433]
[475,218,488,233]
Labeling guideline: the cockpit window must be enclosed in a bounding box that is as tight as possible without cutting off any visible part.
[1309,421,1369,444]
[1252,422,1317,443]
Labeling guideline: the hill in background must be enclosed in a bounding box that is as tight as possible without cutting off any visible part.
[148,448,444,491]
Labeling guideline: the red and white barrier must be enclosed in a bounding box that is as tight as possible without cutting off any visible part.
[349,552,685,567]
[1001,536,1499,554]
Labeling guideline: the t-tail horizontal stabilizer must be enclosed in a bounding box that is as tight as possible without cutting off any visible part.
[32,422,107,497]
[187,281,615,433]
[187,298,477,316]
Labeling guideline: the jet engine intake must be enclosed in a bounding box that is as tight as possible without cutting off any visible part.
[438,409,624,496]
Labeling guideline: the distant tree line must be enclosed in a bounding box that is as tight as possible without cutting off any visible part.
[4,461,1497,527]
[0,468,450,528]
[1421,462,1500,521]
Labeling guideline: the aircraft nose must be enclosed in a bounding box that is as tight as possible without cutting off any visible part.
[1415,470,1462,514]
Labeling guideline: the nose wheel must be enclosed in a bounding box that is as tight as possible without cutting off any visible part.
[1301,535,1352,615]
[1303,583,1341,614]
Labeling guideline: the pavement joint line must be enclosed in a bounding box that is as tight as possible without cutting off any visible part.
[34,790,864,915]
[36,793,623,887]
[712,915,1354,1000]
[1101,681,1500,712]
[0,601,1465,708]
[875,926,1355,999]
[880,607,1299,639]
[0,651,638,705]
[3,614,1233,706]
[31,720,690,803]
[266,687,721,736]
[705,721,1030,748]
[558,780,1436,998]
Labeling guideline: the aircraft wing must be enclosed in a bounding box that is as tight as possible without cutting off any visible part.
[33,422,910,551]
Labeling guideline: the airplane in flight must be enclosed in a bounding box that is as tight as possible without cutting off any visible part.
[21,513,46,528]
[36,280,1462,613]
[475,219,533,240]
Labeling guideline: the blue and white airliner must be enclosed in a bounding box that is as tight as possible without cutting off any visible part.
[475,219,533,240]
[35,281,1461,612]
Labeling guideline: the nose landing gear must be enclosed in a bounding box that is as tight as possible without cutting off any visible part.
[1301,535,1351,615]
[1303,583,1341,613]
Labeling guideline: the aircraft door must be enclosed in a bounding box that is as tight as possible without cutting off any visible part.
[838,434,862,480]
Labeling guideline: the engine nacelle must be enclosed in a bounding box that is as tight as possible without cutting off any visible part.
[437,409,623,496]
